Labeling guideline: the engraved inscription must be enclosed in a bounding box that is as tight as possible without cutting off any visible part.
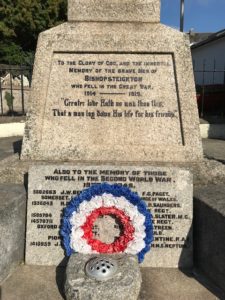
[26,166,192,267]
[41,53,183,150]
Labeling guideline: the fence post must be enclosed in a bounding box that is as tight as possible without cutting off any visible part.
[29,65,32,88]
[20,66,25,115]
[9,71,14,115]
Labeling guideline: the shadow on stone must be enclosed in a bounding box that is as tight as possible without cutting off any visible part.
[193,269,225,300]
[193,194,225,298]
[177,203,225,299]
[55,257,68,300]
[13,139,22,156]
[178,223,193,275]
[23,172,28,193]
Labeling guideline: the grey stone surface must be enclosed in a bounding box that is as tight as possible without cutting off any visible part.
[0,136,22,160]
[1,154,225,188]
[140,268,222,300]
[21,22,203,163]
[1,265,222,300]
[1,137,224,187]
[194,185,225,292]
[26,164,193,268]
[65,253,141,300]
[68,0,160,23]
[0,184,26,283]
[192,159,225,187]
[1,265,65,300]
[0,154,29,184]
[202,139,225,163]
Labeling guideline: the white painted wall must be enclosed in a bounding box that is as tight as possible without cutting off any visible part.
[192,37,225,85]
[0,123,25,138]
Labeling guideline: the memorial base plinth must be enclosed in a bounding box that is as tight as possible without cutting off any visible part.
[65,253,142,300]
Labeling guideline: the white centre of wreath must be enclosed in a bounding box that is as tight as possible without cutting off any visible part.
[92,215,123,244]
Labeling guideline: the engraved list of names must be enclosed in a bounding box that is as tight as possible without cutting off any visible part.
[26,165,192,267]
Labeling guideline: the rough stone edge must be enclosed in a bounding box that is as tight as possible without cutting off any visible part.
[65,253,142,300]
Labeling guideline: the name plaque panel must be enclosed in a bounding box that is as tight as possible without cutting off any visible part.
[39,53,184,160]
[26,165,193,268]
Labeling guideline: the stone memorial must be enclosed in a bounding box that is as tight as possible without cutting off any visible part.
[23,0,202,271]
[21,0,203,163]
[26,165,192,268]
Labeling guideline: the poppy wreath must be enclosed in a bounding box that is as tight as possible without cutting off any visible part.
[60,183,153,263]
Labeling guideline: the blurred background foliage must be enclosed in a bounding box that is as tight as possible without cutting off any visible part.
[0,0,67,65]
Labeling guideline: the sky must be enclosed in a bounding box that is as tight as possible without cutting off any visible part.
[161,0,225,33]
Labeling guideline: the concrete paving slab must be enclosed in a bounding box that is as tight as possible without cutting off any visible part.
[1,265,65,300]
[194,185,225,293]
[140,268,219,300]
[202,139,225,163]
[0,136,22,160]
[0,265,220,300]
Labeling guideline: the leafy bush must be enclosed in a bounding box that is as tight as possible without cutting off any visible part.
[0,0,67,65]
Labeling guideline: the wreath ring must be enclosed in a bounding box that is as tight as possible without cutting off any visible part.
[60,183,153,263]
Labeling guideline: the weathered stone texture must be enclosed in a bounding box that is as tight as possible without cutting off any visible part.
[21,23,203,162]
[68,0,160,23]
[0,184,26,283]
[65,254,141,300]
[26,164,193,268]
[1,156,225,188]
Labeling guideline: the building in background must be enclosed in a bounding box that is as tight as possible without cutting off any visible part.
[190,29,225,117]
[191,29,225,85]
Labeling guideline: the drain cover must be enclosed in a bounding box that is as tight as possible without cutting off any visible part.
[85,257,118,281]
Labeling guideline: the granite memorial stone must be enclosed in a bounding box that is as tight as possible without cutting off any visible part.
[68,0,161,22]
[26,165,193,268]
[21,0,203,162]
[23,0,201,271]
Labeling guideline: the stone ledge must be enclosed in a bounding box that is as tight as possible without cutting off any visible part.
[1,155,225,188]
[1,265,221,299]
[194,185,225,292]
[0,184,26,283]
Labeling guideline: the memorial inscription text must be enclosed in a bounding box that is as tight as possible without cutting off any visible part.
[41,53,183,146]
[26,166,192,266]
